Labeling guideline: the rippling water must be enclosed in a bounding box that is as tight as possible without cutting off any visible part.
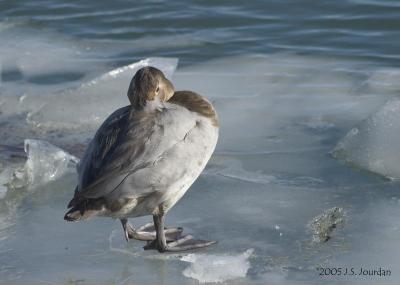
[1,1,400,285]
[2,0,400,66]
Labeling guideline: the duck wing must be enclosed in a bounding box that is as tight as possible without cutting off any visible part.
[69,102,199,207]
[68,106,131,207]
[77,106,130,190]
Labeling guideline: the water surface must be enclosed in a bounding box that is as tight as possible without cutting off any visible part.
[1,1,400,285]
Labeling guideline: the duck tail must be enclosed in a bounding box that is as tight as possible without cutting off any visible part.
[64,206,83,221]
[64,199,101,222]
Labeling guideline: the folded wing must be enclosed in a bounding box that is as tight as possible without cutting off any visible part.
[69,104,198,207]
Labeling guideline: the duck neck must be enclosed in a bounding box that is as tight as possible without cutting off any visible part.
[143,97,164,112]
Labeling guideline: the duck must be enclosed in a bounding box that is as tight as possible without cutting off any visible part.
[64,66,219,252]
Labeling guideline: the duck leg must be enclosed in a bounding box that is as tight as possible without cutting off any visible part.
[144,214,216,252]
[120,218,182,242]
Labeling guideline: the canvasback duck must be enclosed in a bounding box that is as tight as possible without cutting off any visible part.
[65,66,219,252]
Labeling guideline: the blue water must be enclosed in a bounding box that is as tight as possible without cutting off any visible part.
[1,0,400,66]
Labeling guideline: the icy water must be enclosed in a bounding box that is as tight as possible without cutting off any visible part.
[1,1,400,284]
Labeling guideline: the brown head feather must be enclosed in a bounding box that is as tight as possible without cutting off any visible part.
[127,66,174,110]
[168,91,219,127]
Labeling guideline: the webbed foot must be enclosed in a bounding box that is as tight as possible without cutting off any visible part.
[143,214,217,252]
[144,234,217,252]
[120,219,183,242]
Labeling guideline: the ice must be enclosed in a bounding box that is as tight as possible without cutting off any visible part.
[307,207,345,243]
[173,54,391,156]
[366,68,400,93]
[0,23,178,147]
[26,57,178,132]
[2,41,400,284]
[21,139,78,188]
[0,56,178,148]
[0,24,99,96]
[181,249,254,283]
[0,24,99,147]
[0,168,14,199]
[204,157,276,185]
[0,186,6,199]
[332,97,400,179]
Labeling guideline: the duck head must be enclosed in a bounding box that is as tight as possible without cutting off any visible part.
[127,66,175,110]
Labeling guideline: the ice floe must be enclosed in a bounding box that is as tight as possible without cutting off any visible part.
[25,57,178,132]
[333,97,400,179]
[181,249,254,283]
[21,139,78,188]
[2,39,400,284]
